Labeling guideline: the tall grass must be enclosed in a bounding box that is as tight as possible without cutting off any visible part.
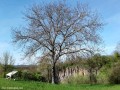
[63,75,90,85]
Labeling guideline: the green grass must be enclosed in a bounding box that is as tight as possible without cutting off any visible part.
[0,78,120,90]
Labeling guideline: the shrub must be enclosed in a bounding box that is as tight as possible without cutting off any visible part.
[34,72,47,82]
[15,71,46,82]
[13,70,22,80]
[96,66,110,84]
[97,72,109,84]
[109,63,120,84]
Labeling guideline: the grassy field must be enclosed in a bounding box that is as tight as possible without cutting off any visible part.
[0,78,120,90]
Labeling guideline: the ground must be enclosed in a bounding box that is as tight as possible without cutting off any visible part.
[0,78,120,90]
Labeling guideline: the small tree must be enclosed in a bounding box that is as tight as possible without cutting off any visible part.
[87,54,109,84]
[0,52,15,77]
[12,1,103,84]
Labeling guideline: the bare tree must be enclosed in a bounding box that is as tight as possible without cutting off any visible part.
[1,52,15,65]
[12,2,103,84]
[0,52,15,77]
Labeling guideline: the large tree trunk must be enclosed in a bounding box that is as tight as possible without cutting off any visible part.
[51,63,59,84]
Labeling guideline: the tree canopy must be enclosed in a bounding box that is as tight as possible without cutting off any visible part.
[12,1,103,84]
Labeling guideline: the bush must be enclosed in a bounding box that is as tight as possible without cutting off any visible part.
[34,72,47,82]
[96,65,110,84]
[97,72,109,84]
[15,71,46,82]
[109,63,120,84]
[12,70,22,80]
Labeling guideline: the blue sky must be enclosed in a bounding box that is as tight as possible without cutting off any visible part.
[0,0,120,64]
